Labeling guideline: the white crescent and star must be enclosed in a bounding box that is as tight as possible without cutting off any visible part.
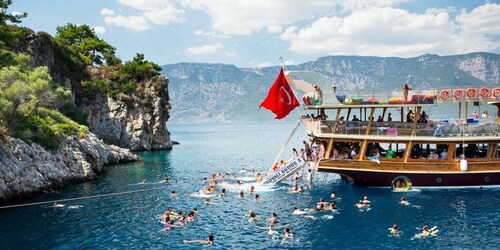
[279,86,292,105]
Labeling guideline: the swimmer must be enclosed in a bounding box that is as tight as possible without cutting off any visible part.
[240,167,246,173]
[239,191,244,197]
[140,179,147,184]
[237,180,243,186]
[255,194,260,200]
[176,212,186,226]
[249,186,255,193]
[292,207,316,219]
[400,197,410,206]
[170,191,177,197]
[247,210,258,222]
[414,224,438,238]
[161,178,169,183]
[362,196,371,204]
[355,200,369,209]
[67,205,83,209]
[201,177,208,183]
[389,224,401,235]
[204,197,217,205]
[289,184,301,193]
[330,191,336,199]
[292,207,307,215]
[255,172,263,182]
[220,188,226,196]
[268,212,279,224]
[284,226,294,239]
[192,207,199,214]
[325,201,337,210]
[184,234,214,246]
[52,203,65,208]
[162,220,175,231]
[186,211,195,222]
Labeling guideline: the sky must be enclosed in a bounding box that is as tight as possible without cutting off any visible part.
[9,0,500,67]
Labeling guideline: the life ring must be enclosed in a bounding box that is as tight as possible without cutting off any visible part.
[493,88,500,98]
[453,89,464,99]
[391,176,412,191]
[439,90,450,100]
[480,87,490,98]
[466,88,476,98]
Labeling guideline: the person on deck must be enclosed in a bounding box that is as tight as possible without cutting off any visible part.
[313,85,323,105]
[386,145,394,159]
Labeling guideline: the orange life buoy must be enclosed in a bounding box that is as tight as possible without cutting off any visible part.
[453,89,464,99]
[480,87,490,98]
[493,87,500,98]
[466,88,476,98]
[440,90,450,100]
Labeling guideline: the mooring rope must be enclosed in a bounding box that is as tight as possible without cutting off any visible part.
[0,185,170,209]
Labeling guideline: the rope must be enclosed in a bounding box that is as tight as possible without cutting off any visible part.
[0,185,170,209]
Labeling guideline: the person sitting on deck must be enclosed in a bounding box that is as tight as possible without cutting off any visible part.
[352,115,360,122]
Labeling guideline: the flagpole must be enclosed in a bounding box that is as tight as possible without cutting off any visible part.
[279,57,306,123]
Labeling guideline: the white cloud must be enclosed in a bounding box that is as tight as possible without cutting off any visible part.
[193,30,227,38]
[186,43,223,55]
[224,52,238,57]
[102,0,184,31]
[93,26,106,34]
[180,0,407,35]
[181,0,334,35]
[267,25,282,34]
[456,3,500,35]
[100,8,115,16]
[104,15,150,31]
[280,4,500,57]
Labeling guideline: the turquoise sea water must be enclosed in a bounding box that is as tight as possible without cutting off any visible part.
[1,122,499,249]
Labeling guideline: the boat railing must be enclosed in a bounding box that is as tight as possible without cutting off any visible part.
[305,118,500,137]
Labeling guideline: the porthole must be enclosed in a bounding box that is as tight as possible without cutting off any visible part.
[436,177,442,184]
[484,177,490,183]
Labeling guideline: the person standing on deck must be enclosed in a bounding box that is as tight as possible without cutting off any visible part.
[303,141,311,161]
[386,145,394,159]
[313,85,323,105]
[402,83,412,103]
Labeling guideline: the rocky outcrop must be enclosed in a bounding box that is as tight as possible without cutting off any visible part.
[0,133,139,203]
[23,32,172,151]
[81,78,172,151]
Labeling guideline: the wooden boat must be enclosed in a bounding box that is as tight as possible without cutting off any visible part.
[302,86,500,188]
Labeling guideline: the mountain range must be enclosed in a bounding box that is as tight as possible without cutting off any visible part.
[161,52,500,123]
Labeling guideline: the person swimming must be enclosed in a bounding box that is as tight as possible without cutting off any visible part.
[268,212,279,224]
[362,196,371,204]
[255,194,260,200]
[414,224,438,238]
[389,224,401,235]
[284,226,293,239]
[184,234,214,246]
[400,197,410,206]
[249,186,255,193]
[170,191,177,197]
[140,179,147,184]
[330,191,336,199]
[248,210,258,222]
[239,191,245,197]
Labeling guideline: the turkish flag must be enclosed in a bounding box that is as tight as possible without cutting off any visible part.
[259,68,300,119]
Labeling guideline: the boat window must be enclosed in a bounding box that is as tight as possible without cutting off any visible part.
[365,142,405,159]
[410,143,448,159]
[455,144,488,159]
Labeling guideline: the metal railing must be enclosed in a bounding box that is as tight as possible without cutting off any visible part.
[305,119,500,137]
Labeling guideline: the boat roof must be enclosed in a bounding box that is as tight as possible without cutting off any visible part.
[304,103,437,110]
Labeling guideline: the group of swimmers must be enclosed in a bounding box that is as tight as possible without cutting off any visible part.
[160,207,198,231]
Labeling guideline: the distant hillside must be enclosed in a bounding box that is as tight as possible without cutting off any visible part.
[162,52,500,123]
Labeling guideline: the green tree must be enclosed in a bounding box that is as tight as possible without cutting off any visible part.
[124,53,162,82]
[0,0,27,24]
[0,65,71,131]
[55,23,118,66]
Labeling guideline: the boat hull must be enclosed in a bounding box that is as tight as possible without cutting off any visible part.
[321,168,500,187]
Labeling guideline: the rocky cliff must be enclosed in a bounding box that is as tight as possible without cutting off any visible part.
[24,32,172,150]
[0,133,138,203]
[80,79,172,150]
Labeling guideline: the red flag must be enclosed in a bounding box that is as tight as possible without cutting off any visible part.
[259,68,300,119]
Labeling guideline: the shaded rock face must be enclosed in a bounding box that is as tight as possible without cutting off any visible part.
[23,33,172,151]
[81,78,172,151]
[0,133,139,203]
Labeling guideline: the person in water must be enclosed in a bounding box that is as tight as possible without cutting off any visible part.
[249,186,255,193]
[184,234,214,246]
[239,191,244,197]
[330,191,336,199]
[362,196,371,204]
[389,224,401,235]
[400,197,410,206]
[268,212,279,224]
[247,210,258,222]
[284,226,294,239]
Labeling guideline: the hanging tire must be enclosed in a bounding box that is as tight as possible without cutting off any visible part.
[391,176,412,190]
